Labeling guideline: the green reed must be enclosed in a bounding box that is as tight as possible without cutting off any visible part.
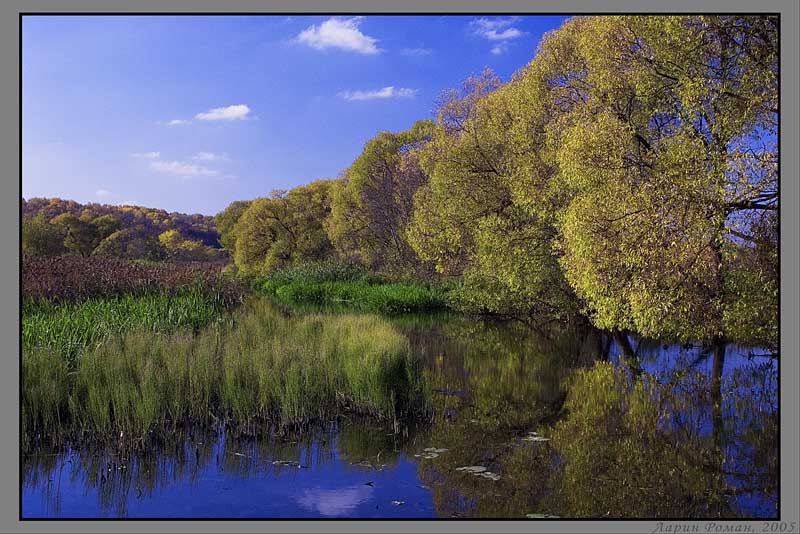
[22,298,430,452]
[22,290,225,363]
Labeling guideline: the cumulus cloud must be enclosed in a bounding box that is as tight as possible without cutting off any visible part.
[166,119,190,126]
[195,104,251,121]
[296,17,380,54]
[470,17,525,53]
[338,86,418,101]
[149,160,220,177]
[95,189,113,198]
[131,151,161,159]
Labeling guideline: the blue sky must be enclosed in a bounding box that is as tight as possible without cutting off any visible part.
[22,15,567,216]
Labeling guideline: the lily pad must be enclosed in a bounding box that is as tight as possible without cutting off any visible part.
[522,435,550,442]
[456,465,488,473]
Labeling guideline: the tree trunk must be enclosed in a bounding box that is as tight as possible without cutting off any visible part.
[711,337,726,457]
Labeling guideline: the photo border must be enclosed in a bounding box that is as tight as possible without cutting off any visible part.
[2,1,797,533]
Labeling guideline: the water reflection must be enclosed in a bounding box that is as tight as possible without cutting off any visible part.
[22,303,778,519]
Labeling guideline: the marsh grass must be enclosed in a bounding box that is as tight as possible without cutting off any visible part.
[22,290,225,363]
[254,260,446,314]
[265,280,446,314]
[22,299,430,452]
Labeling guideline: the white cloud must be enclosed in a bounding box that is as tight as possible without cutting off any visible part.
[338,86,418,101]
[149,160,220,177]
[95,189,113,198]
[400,47,432,56]
[166,119,190,126]
[470,17,525,52]
[483,28,523,41]
[296,17,380,54]
[120,200,137,206]
[471,17,521,32]
[131,151,161,159]
[191,151,229,162]
[195,104,251,121]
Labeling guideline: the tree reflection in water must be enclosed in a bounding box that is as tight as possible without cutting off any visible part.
[22,308,778,518]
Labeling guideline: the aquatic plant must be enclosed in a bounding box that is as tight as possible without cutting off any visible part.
[22,290,229,363]
[22,299,430,451]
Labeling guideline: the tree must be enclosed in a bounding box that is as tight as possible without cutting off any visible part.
[158,229,219,262]
[22,214,66,257]
[233,180,335,275]
[93,227,166,261]
[215,200,252,252]
[50,213,96,257]
[326,120,434,275]
[544,16,778,349]
[407,68,576,317]
[90,214,122,246]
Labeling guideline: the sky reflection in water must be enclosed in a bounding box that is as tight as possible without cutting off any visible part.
[22,304,778,519]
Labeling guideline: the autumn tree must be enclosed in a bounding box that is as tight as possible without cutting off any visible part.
[408,68,577,317]
[158,229,220,262]
[215,200,252,252]
[93,227,165,261]
[22,213,66,257]
[50,213,97,256]
[326,120,435,275]
[543,16,778,350]
[233,180,335,275]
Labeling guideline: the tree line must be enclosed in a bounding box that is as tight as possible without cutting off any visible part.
[217,15,778,351]
[22,197,225,262]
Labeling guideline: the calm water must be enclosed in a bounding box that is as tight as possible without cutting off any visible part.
[22,302,778,519]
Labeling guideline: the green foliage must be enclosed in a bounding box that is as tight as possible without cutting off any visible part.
[158,229,220,262]
[215,200,252,251]
[22,290,227,363]
[408,67,576,319]
[22,299,430,450]
[406,15,777,344]
[233,181,335,275]
[266,280,447,314]
[50,213,97,256]
[93,227,166,261]
[326,120,434,275]
[260,259,376,286]
[23,197,223,260]
[545,16,778,344]
[22,213,67,257]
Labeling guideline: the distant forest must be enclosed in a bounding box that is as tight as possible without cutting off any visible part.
[22,197,225,262]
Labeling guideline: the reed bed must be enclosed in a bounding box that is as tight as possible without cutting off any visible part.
[23,255,245,304]
[22,290,225,363]
[263,280,445,314]
[22,299,430,452]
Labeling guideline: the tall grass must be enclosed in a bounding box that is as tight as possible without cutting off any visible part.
[271,280,446,313]
[22,290,225,363]
[255,260,447,314]
[23,255,245,304]
[22,299,430,451]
